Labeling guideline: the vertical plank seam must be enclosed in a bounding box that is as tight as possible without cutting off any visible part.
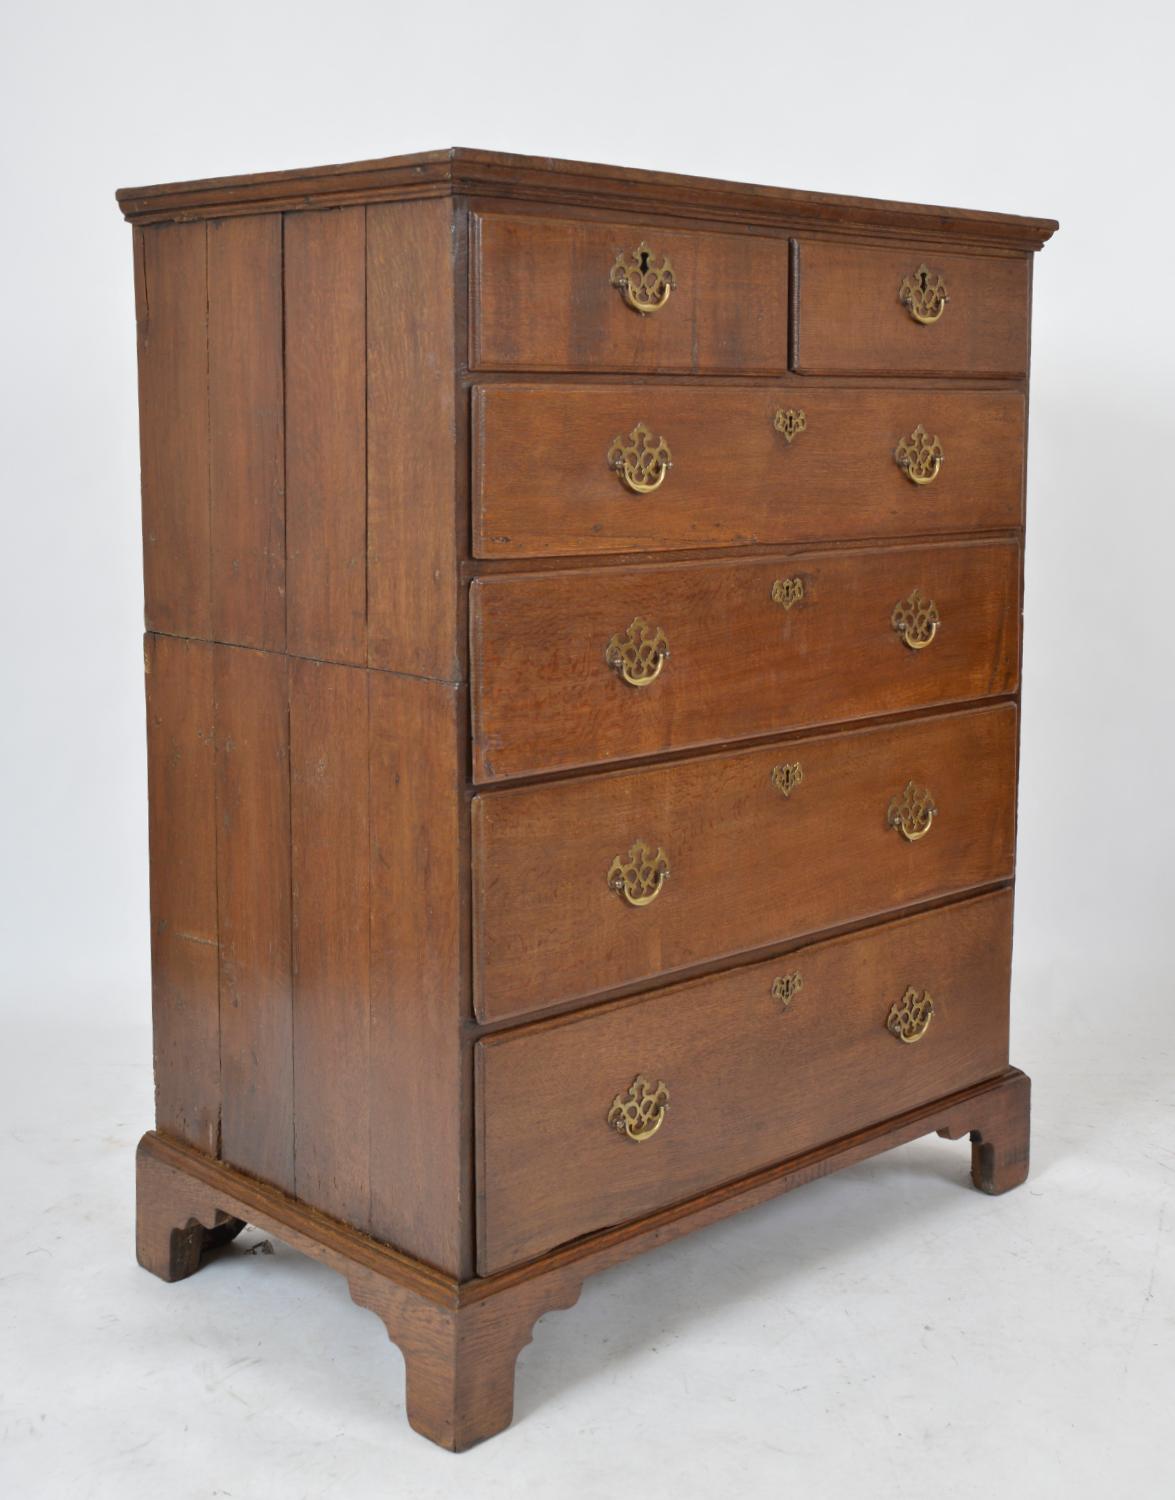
[210,642,225,1158]
[365,669,374,1234]
[288,655,299,1198]
[362,207,370,666]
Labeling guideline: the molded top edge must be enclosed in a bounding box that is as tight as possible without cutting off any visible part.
[115,146,1058,249]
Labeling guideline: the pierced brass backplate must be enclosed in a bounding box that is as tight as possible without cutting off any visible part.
[608,423,672,494]
[610,242,676,314]
[608,840,670,907]
[605,616,669,687]
[899,263,949,325]
[892,589,940,650]
[894,425,944,485]
[771,576,805,610]
[887,782,937,842]
[608,1075,670,1141]
[887,986,936,1043]
[773,408,807,444]
[771,972,804,1009]
[771,762,804,798]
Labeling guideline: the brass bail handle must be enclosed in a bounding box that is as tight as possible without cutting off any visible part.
[887,782,937,842]
[892,589,940,650]
[608,423,672,495]
[610,242,676,314]
[899,263,949,325]
[608,840,670,907]
[608,1075,670,1141]
[887,987,936,1043]
[894,425,944,486]
[605,617,669,688]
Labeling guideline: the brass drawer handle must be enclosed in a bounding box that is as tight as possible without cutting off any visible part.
[887,986,936,1043]
[771,762,804,798]
[609,423,672,494]
[894,425,944,485]
[771,576,805,610]
[608,1075,670,1141]
[772,972,804,1009]
[608,840,670,907]
[892,589,940,650]
[773,407,807,444]
[605,616,669,687]
[887,781,936,842]
[899,263,949,325]
[610,242,676,314]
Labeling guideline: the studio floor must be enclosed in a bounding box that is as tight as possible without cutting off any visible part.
[2,958,1170,1500]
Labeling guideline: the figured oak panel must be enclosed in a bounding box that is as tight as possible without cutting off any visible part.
[471,213,791,374]
[471,539,1020,782]
[792,239,1030,377]
[476,889,1013,1270]
[473,385,1025,557]
[472,704,1017,1020]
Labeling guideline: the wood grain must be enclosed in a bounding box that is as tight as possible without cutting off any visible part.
[284,208,368,665]
[477,889,1012,1270]
[290,659,372,1227]
[471,539,1020,782]
[366,199,461,679]
[793,239,1031,377]
[143,634,219,1154]
[136,224,210,638]
[214,645,294,1191]
[369,672,470,1277]
[473,385,1025,557]
[207,216,286,650]
[473,704,1018,1020]
[472,212,791,373]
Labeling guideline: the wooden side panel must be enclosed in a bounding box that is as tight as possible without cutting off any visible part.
[144,634,219,1153]
[214,645,294,1190]
[207,216,286,651]
[136,225,210,638]
[285,209,368,665]
[290,660,372,1227]
[366,199,461,680]
[369,672,469,1277]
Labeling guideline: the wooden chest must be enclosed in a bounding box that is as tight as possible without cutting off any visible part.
[118,149,1056,1450]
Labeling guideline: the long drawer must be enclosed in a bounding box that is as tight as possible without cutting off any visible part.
[476,889,1013,1272]
[472,703,1017,1020]
[470,212,791,374]
[473,385,1025,558]
[471,539,1020,782]
[791,239,1031,377]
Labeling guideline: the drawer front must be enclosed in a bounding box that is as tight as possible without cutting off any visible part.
[473,385,1024,558]
[472,703,1016,1020]
[792,240,1030,377]
[471,540,1020,782]
[471,213,791,374]
[476,889,1013,1271]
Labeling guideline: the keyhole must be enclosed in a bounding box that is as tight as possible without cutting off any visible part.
[918,268,930,292]
[639,249,650,273]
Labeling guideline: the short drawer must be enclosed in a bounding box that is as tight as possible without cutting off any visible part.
[473,385,1024,558]
[472,703,1016,1021]
[471,539,1020,782]
[476,888,1013,1271]
[470,213,790,373]
[792,239,1030,377]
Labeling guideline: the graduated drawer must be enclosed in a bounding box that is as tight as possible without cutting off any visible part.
[476,888,1013,1271]
[792,239,1030,377]
[470,212,790,373]
[472,703,1016,1021]
[471,539,1020,782]
[473,385,1024,558]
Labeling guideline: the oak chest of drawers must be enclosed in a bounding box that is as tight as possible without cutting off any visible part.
[118,148,1056,1451]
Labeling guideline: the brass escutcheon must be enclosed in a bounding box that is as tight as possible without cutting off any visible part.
[608,840,670,907]
[899,263,949,325]
[771,576,805,610]
[771,972,804,1009]
[771,762,804,798]
[892,589,940,650]
[887,782,937,842]
[894,425,945,485]
[887,986,936,1043]
[605,616,669,687]
[610,242,676,314]
[608,1075,670,1141]
[773,408,807,445]
[608,422,672,494]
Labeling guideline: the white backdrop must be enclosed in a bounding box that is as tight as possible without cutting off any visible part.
[1,2,1172,1495]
